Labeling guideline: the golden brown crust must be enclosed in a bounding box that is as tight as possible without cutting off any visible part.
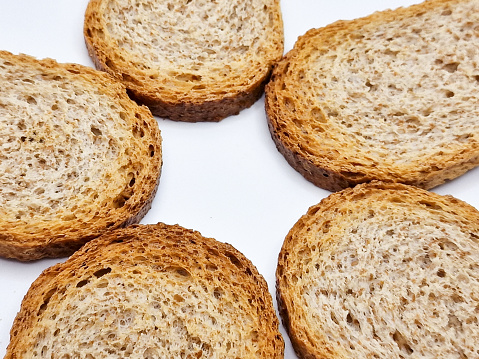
[266,0,479,191]
[276,181,479,358]
[124,80,268,123]
[6,223,284,358]
[0,51,162,261]
[84,0,284,122]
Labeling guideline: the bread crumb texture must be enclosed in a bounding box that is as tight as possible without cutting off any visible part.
[277,182,479,359]
[0,51,162,260]
[84,0,283,121]
[266,0,479,190]
[6,223,284,358]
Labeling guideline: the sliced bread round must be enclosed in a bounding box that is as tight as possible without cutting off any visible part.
[276,181,479,358]
[84,0,284,122]
[6,223,284,358]
[266,0,479,191]
[0,50,162,261]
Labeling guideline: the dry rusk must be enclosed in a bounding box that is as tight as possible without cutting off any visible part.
[277,182,479,358]
[6,223,284,358]
[84,0,284,122]
[0,51,162,260]
[266,0,479,191]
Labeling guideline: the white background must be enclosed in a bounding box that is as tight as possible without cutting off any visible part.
[0,0,478,357]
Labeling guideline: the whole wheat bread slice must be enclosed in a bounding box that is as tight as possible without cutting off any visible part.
[0,50,162,261]
[277,181,479,358]
[5,223,284,358]
[266,0,479,191]
[84,0,284,122]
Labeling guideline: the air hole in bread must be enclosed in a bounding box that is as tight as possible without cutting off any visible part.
[365,80,378,92]
[419,201,443,210]
[112,192,130,208]
[298,248,312,258]
[346,312,361,331]
[292,118,303,130]
[93,267,111,278]
[206,263,218,271]
[37,288,57,315]
[392,330,414,354]
[327,110,339,118]
[62,214,76,221]
[49,103,60,111]
[437,238,459,251]
[175,73,202,82]
[76,279,89,288]
[34,187,45,195]
[173,294,185,302]
[310,107,327,123]
[437,268,446,277]
[170,266,191,278]
[340,171,365,180]
[143,348,159,358]
[90,126,102,136]
[118,111,127,121]
[149,144,155,157]
[208,248,219,257]
[26,96,37,105]
[329,312,339,325]
[133,125,145,138]
[225,252,243,269]
[213,287,224,299]
[443,62,459,73]
[444,90,455,98]
[283,97,295,111]
[66,68,80,75]
[96,280,109,289]
[129,176,136,187]
[350,33,365,40]
[291,274,299,284]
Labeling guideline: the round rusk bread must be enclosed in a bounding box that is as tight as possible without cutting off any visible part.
[84,0,284,122]
[0,50,162,261]
[266,0,479,191]
[277,182,479,358]
[5,223,284,358]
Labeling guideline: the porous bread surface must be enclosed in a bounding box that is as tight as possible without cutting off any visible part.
[0,51,162,260]
[6,223,284,359]
[266,0,479,191]
[84,0,284,121]
[276,182,479,359]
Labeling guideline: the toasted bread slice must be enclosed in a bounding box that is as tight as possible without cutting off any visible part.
[277,181,479,358]
[266,0,479,191]
[0,50,162,261]
[84,0,284,122]
[6,223,284,358]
